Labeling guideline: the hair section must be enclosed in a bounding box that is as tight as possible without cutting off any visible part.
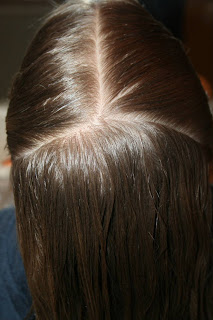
[6,0,213,319]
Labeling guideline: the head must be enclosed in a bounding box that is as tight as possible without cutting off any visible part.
[6,0,213,319]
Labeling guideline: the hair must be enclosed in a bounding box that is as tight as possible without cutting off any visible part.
[6,0,213,319]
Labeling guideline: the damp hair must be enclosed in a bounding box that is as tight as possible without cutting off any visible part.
[6,0,213,319]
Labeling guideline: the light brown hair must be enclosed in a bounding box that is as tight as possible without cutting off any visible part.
[6,0,213,319]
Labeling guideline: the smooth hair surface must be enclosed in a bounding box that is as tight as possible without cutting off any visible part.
[6,0,213,319]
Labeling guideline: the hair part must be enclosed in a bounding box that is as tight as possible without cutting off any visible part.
[7,0,213,319]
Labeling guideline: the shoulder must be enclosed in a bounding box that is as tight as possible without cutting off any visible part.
[0,207,32,320]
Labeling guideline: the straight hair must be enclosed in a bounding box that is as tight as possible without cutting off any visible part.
[6,0,213,319]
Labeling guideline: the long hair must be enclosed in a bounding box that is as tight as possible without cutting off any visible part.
[6,0,213,319]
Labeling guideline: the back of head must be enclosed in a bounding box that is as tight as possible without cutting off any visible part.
[6,0,213,319]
